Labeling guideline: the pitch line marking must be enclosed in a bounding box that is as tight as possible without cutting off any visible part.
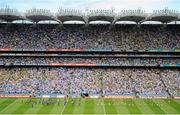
[60,98,69,115]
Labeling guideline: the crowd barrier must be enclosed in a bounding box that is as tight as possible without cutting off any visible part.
[0,54,179,58]
[0,94,31,98]
[139,96,167,99]
[0,48,179,53]
[0,94,179,99]
[0,63,179,68]
[104,96,134,99]
[174,97,180,99]
[49,63,97,67]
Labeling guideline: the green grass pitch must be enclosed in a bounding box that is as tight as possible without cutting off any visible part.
[0,98,180,114]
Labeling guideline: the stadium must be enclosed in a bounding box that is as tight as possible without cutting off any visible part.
[0,0,180,114]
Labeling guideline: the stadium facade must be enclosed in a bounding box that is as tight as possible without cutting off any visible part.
[0,7,179,24]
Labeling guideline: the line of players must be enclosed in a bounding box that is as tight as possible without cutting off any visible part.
[27,96,82,108]
[27,97,173,108]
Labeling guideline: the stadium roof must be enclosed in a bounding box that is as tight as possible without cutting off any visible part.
[0,8,25,22]
[0,7,179,24]
[56,8,85,23]
[176,16,180,21]
[114,9,147,23]
[145,8,179,23]
[25,8,58,22]
[87,9,114,23]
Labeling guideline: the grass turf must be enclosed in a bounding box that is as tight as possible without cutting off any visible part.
[0,98,179,114]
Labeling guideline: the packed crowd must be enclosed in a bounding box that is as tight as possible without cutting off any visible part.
[161,70,180,96]
[0,68,179,97]
[0,57,179,66]
[0,24,179,98]
[0,24,179,50]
